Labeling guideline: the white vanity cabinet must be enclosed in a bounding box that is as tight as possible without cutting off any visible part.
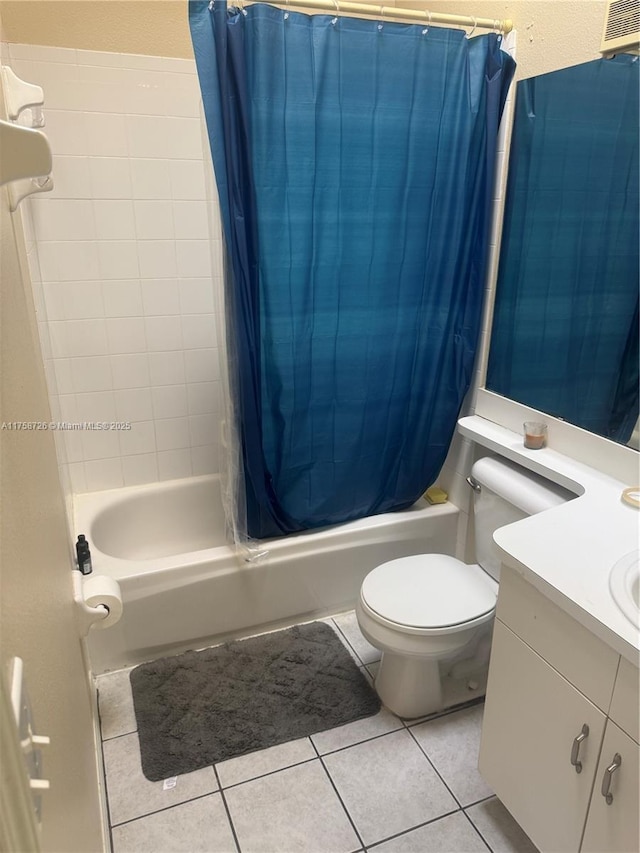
[480,619,607,852]
[479,569,640,853]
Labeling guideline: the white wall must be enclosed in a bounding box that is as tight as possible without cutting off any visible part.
[418,1,610,79]
[6,43,224,494]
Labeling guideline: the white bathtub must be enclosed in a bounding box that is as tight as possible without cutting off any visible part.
[75,475,459,674]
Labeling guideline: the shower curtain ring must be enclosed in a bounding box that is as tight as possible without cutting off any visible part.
[378,5,385,31]
[284,0,290,20]
[422,10,431,35]
[466,16,477,38]
[331,0,339,26]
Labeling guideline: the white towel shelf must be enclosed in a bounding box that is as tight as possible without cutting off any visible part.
[0,119,52,188]
[1,65,52,201]
[1,65,44,121]
[8,174,54,211]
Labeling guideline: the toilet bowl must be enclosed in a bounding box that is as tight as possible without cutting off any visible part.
[356,555,497,717]
[356,456,572,718]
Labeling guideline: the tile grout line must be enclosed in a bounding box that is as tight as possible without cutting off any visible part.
[96,687,116,853]
[406,727,510,853]
[460,807,496,853]
[320,716,488,851]
[364,663,378,680]
[310,738,367,852]
[101,726,138,743]
[405,723,466,810]
[364,807,463,851]
[313,720,405,758]
[219,754,318,792]
[212,764,244,853]
[401,694,486,730]
[465,793,497,809]
[329,617,377,668]
[109,727,410,800]
[108,789,220,830]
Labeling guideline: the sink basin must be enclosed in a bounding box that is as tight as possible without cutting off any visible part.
[609,550,640,628]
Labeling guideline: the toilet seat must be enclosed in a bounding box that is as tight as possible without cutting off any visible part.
[360,554,497,636]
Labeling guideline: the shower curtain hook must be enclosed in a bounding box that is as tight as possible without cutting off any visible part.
[378,5,385,31]
[466,16,477,38]
[422,9,431,35]
[284,0,290,20]
[331,0,339,26]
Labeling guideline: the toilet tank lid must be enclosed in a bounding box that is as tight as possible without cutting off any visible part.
[471,456,575,516]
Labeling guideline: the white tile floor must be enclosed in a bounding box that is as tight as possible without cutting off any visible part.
[97,612,539,853]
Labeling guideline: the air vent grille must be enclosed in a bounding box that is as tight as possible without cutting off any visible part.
[601,0,640,52]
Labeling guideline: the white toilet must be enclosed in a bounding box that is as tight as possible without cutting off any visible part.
[356,456,571,718]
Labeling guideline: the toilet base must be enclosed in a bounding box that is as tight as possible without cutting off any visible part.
[375,652,443,718]
[375,654,490,719]
[356,595,494,719]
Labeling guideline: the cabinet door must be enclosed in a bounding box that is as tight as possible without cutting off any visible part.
[581,720,639,853]
[479,619,607,853]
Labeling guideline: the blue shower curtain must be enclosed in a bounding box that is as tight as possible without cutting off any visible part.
[487,56,639,443]
[190,1,515,538]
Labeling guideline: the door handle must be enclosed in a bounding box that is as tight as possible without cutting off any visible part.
[601,753,622,804]
[570,723,589,773]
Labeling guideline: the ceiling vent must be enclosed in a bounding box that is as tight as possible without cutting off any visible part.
[601,0,640,53]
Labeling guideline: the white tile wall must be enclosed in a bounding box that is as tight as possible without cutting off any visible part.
[7,43,224,493]
[16,195,75,530]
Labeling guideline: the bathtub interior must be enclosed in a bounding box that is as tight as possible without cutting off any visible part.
[78,477,460,674]
[88,476,227,560]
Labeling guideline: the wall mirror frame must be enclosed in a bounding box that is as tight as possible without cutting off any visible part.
[480,54,639,458]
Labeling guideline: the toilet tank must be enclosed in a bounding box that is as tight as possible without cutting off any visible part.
[471,456,574,582]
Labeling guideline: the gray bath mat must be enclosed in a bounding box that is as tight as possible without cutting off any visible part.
[130,621,381,781]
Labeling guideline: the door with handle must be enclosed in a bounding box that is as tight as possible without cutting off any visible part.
[581,721,639,853]
[480,620,607,853]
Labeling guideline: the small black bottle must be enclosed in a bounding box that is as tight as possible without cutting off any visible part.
[76,534,93,575]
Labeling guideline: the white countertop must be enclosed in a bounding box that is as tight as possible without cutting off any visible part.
[458,416,640,665]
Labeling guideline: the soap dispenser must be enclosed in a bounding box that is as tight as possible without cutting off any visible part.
[75,535,92,575]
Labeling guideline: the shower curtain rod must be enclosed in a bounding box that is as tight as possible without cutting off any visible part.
[245,1,513,34]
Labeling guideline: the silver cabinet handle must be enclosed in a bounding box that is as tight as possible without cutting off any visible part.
[601,753,622,804]
[466,476,481,492]
[570,723,589,773]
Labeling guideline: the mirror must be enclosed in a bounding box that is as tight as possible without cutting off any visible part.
[486,55,639,449]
